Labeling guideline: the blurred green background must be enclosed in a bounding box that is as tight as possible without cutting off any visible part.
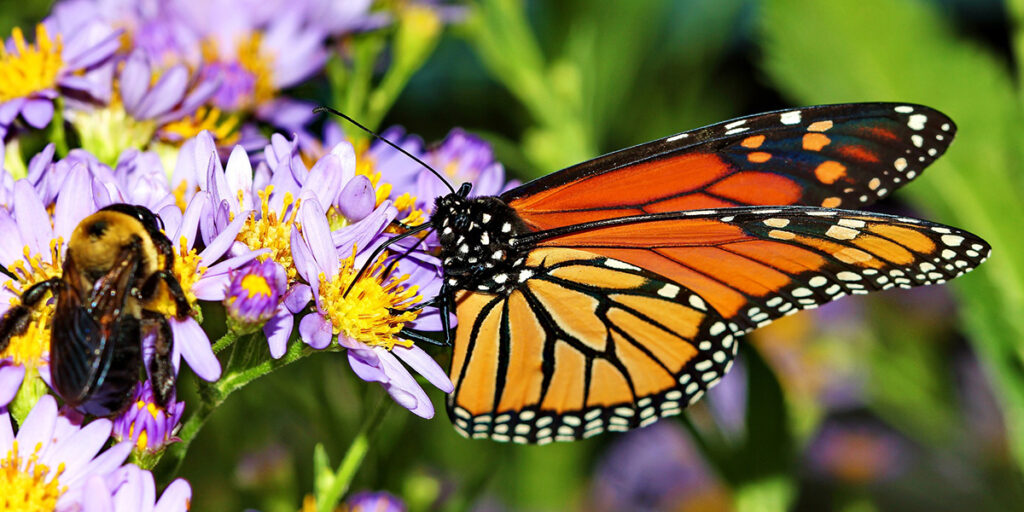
[7,0,1024,510]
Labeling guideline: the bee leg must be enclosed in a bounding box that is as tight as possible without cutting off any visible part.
[0,278,62,352]
[141,310,175,407]
[139,271,190,319]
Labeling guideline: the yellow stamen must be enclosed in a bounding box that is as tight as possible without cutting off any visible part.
[160,106,240,146]
[240,274,272,299]
[0,441,67,510]
[1,242,63,368]
[237,187,301,282]
[200,33,276,110]
[0,25,63,103]
[318,251,420,349]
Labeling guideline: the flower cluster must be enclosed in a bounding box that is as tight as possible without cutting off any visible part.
[0,0,501,508]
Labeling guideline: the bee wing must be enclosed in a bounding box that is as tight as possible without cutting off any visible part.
[50,248,140,411]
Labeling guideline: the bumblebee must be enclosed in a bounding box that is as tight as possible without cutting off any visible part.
[0,204,189,416]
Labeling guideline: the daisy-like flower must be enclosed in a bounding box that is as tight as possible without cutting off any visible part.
[0,395,134,510]
[111,381,185,457]
[0,4,121,139]
[290,198,453,418]
[85,464,192,512]
[344,490,407,512]
[69,49,225,165]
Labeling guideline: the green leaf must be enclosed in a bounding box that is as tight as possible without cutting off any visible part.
[759,0,1024,473]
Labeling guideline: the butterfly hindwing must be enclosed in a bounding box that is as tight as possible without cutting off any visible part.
[447,248,738,444]
[503,103,954,232]
[522,206,990,333]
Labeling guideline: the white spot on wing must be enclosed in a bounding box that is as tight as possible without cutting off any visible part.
[780,111,802,125]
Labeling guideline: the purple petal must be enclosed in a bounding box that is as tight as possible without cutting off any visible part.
[224,146,254,214]
[45,419,113,485]
[53,165,96,240]
[333,203,396,258]
[283,283,312,314]
[191,272,231,301]
[392,344,453,393]
[13,180,54,258]
[300,153,344,213]
[119,50,151,113]
[21,97,54,128]
[77,441,131,485]
[290,226,320,301]
[263,306,294,358]
[346,347,387,383]
[16,395,57,459]
[298,313,333,349]
[376,348,433,418]
[134,65,187,119]
[81,475,114,512]
[0,410,12,449]
[198,211,249,263]
[300,199,339,278]
[173,191,209,244]
[0,364,25,407]
[0,208,25,266]
[154,479,192,512]
[336,175,375,222]
[171,318,221,381]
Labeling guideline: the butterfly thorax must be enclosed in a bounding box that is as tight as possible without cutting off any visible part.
[432,194,531,295]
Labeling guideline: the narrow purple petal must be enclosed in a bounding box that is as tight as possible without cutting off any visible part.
[0,410,12,449]
[290,226,320,303]
[263,306,294,358]
[134,65,187,119]
[77,441,131,484]
[346,348,387,384]
[0,208,25,266]
[62,28,121,70]
[53,165,96,240]
[46,419,113,486]
[300,153,343,213]
[110,466,144,511]
[300,199,339,278]
[376,348,433,418]
[334,203,397,259]
[13,179,54,257]
[392,344,454,393]
[191,272,231,301]
[224,145,254,214]
[198,211,250,263]
[119,51,151,113]
[174,191,209,243]
[336,175,375,221]
[171,318,221,381]
[298,313,333,349]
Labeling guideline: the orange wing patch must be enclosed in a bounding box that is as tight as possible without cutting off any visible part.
[447,248,738,444]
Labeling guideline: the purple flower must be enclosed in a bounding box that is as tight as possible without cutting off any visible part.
[805,419,908,485]
[0,11,121,139]
[111,381,185,455]
[0,361,25,408]
[290,198,453,418]
[225,259,288,330]
[418,128,519,208]
[588,421,732,512]
[0,395,134,510]
[69,49,222,164]
[345,491,406,512]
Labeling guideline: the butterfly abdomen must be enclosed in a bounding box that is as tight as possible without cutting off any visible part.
[433,194,533,294]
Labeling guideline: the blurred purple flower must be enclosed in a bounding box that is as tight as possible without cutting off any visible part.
[0,395,134,510]
[112,381,185,455]
[346,491,407,512]
[589,421,733,512]
[225,259,288,331]
[805,419,908,485]
[0,10,121,139]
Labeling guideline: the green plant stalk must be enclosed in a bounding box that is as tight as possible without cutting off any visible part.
[164,336,318,473]
[316,396,390,512]
[47,96,69,158]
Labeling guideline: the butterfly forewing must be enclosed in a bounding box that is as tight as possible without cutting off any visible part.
[503,103,954,232]
[520,206,990,333]
[448,248,738,444]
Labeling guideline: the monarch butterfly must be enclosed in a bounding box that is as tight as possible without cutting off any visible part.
[327,103,990,445]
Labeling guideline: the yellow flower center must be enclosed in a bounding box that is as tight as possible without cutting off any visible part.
[240,274,272,299]
[1,243,63,368]
[318,252,420,350]
[71,101,158,166]
[237,188,300,282]
[392,192,427,227]
[160,106,240,146]
[145,237,205,318]
[125,399,165,452]
[0,25,63,102]
[0,441,67,510]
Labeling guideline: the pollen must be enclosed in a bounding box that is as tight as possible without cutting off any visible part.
[237,187,301,282]
[318,252,421,350]
[0,242,63,368]
[160,106,240,146]
[161,237,206,316]
[240,274,272,298]
[0,441,67,510]
[393,193,427,227]
[0,25,63,103]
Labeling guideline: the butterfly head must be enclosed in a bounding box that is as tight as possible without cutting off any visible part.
[432,193,530,294]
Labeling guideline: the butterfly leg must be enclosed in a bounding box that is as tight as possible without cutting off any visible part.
[0,278,62,352]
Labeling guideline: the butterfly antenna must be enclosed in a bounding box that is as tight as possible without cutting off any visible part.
[313,106,456,195]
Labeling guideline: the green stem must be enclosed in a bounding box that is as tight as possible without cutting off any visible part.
[48,97,69,158]
[316,397,391,512]
[163,338,316,474]
[211,329,240,353]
